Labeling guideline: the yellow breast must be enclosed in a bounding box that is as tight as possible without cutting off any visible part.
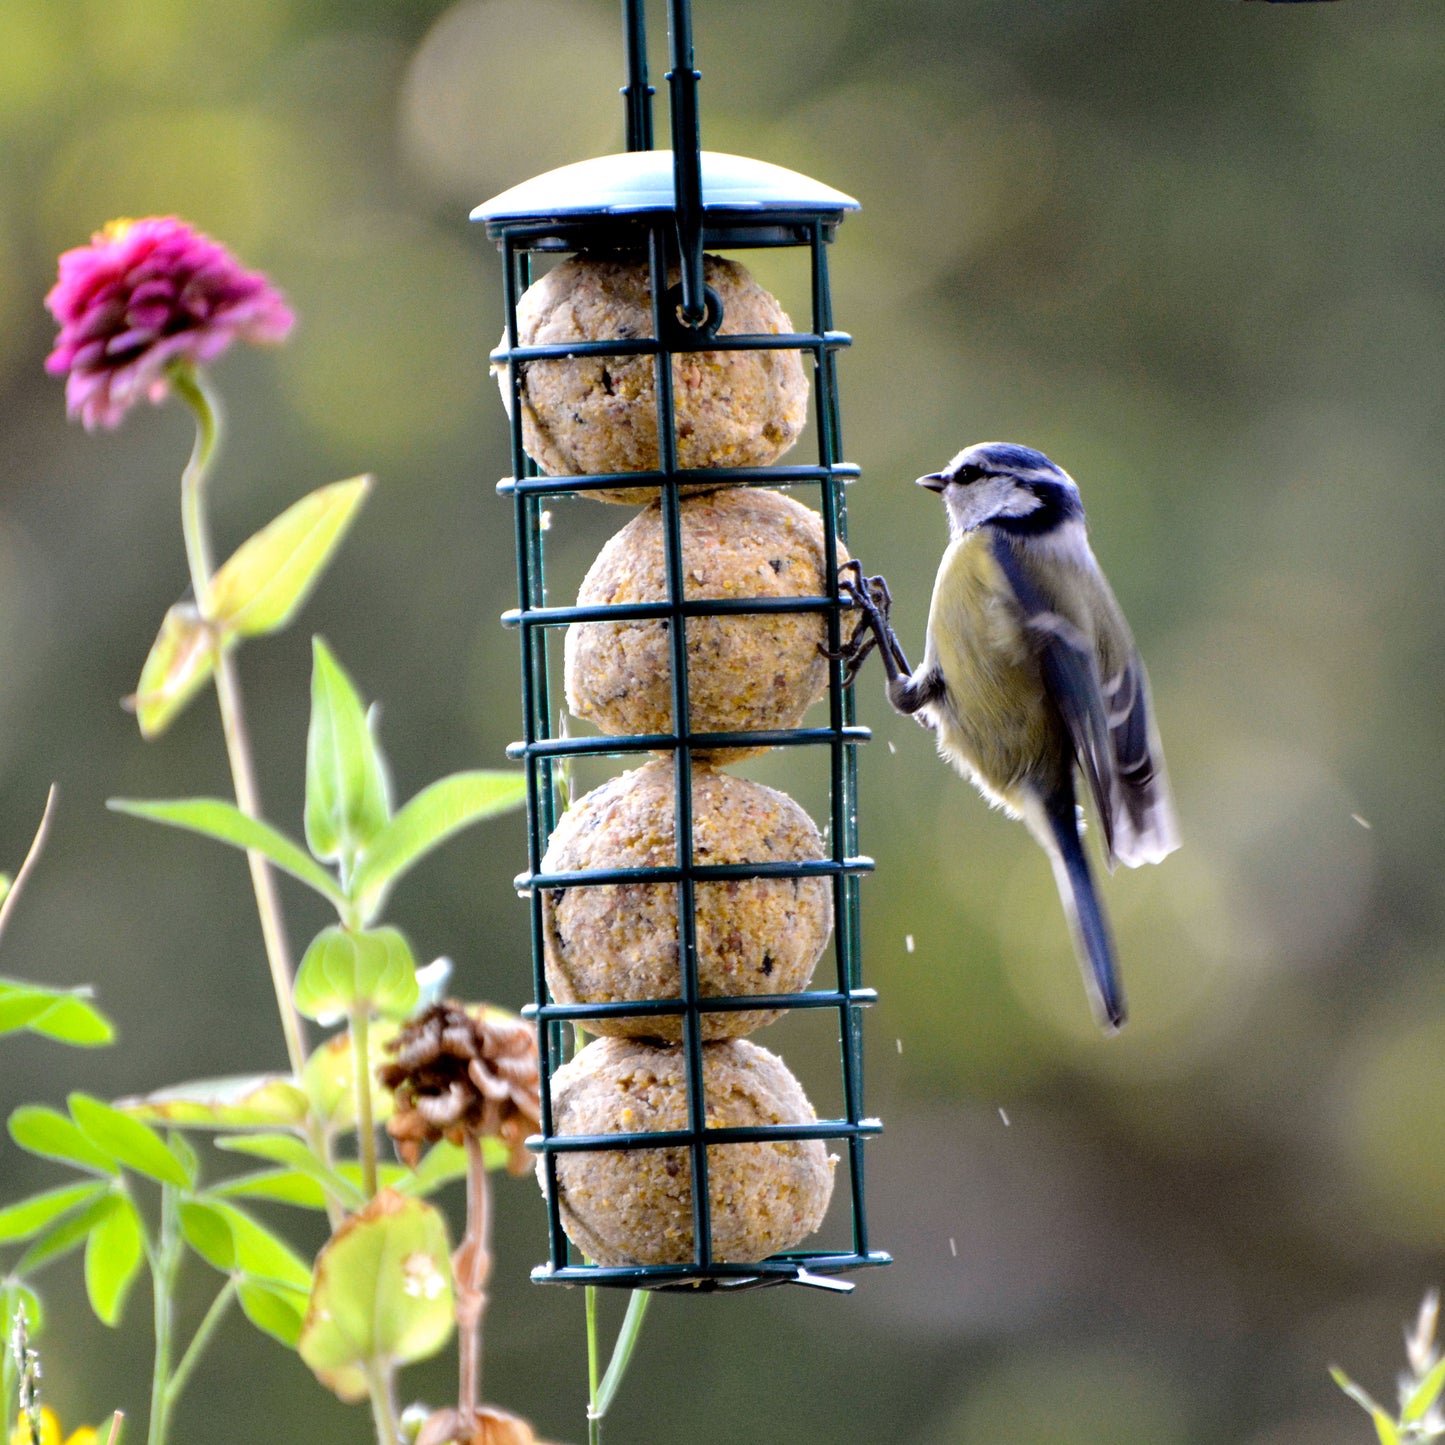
[923,536,1059,806]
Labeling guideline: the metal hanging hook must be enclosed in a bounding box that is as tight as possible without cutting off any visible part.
[665,0,714,334]
[621,0,654,152]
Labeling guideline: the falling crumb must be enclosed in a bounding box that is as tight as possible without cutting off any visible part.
[540,509,553,532]
[895,1038,903,1054]
[887,741,896,755]
[1351,813,1371,830]
[904,934,915,954]
[948,1237,957,1257]
[998,1107,1010,1127]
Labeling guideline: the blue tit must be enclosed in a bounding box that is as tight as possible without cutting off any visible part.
[839,441,1178,1031]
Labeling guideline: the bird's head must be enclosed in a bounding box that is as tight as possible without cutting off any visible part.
[918,441,1085,539]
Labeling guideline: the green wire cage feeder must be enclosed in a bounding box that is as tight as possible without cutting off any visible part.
[474,0,888,1292]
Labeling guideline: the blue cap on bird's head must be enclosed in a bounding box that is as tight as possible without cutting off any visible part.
[940,442,1071,483]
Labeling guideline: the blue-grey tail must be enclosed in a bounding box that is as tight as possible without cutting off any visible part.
[1039,795,1127,1032]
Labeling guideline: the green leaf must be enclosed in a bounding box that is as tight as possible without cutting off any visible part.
[118,1074,310,1131]
[209,477,372,639]
[1372,1410,1402,1445]
[179,1199,237,1271]
[1331,1366,1384,1418]
[205,1201,312,1290]
[298,1190,454,1403]
[391,1138,511,1196]
[210,1168,330,1211]
[24,994,115,1047]
[84,1194,144,1326]
[1404,1356,1445,1424]
[302,1021,400,1132]
[181,1198,311,1292]
[351,770,527,923]
[215,1133,364,1212]
[15,1192,119,1274]
[0,982,62,1035]
[294,926,418,1023]
[595,1287,652,1419]
[9,1105,119,1176]
[69,1093,193,1189]
[131,602,220,739]
[169,1128,199,1181]
[394,1139,467,1195]
[0,982,113,1046]
[304,639,391,869]
[238,1277,309,1349]
[107,798,345,907]
[0,1182,109,1244]
[209,1160,457,1208]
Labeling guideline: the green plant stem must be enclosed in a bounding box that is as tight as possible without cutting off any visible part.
[351,1004,378,1198]
[595,1290,651,1419]
[170,363,307,1084]
[146,1188,184,1445]
[363,1362,402,1445]
[584,1286,652,1444]
[172,364,219,613]
[0,784,57,945]
[586,1286,601,1445]
[163,1278,237,1410]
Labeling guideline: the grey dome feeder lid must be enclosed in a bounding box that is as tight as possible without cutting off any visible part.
[472,149,858,242]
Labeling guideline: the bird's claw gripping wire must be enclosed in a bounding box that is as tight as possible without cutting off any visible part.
[825,559,902,689]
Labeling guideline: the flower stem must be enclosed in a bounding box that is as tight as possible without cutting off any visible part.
[584,1286,651,1443]
[586,1286,601,1445]
[171,364,219,614]
[170,364,307,1082]
[594,1290,651,1420]
[363,1363,402,1445]
[351,1003,378,1199]
[146,1187,184,1445]
[0,784,57,945]
[164,1277,237,1411]
[456,1135,494,1429]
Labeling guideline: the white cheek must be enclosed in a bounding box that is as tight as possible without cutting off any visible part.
[1028,517,1092,560]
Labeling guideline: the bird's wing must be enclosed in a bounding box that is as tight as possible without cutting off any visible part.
[992,530,1179,868]
[987,532,1118,860]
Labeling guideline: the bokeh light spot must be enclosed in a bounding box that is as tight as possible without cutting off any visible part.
[1338,1003,1445,1245]
[401,0,624,205]
[41,107,314,259]
[277,220,487,463]
[930,1345,1191,1445]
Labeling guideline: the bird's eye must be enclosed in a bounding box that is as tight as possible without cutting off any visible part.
[953,464,985,485]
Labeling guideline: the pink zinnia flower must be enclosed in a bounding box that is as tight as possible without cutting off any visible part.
[45,217,294,430]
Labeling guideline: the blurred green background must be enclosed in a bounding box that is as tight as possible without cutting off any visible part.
[2,1,1444,1441]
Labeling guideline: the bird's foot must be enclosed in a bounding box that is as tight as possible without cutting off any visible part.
[823,560,898,687]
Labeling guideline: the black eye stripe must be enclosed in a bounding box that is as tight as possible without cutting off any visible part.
[953,463,986,485]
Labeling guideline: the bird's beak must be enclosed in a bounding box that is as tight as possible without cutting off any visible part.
[916,472,948,493]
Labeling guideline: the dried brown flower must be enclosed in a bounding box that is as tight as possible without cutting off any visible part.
[413,1404,562,1445]
[379,1002,540,1175]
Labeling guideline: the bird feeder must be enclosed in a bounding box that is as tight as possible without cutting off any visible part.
[474,0,887,1291]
